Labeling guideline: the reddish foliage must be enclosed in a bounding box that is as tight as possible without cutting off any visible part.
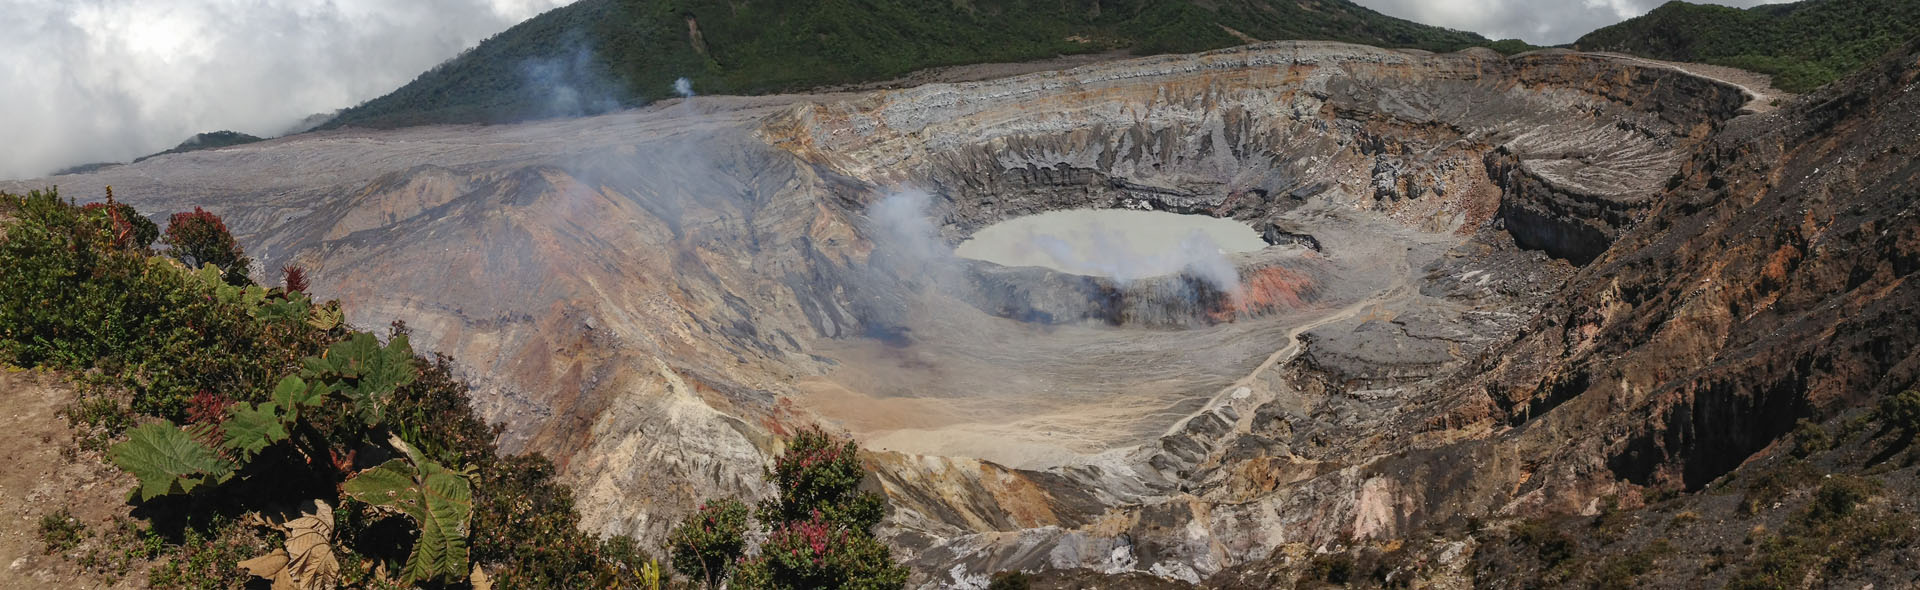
[185,390,234,446]
[282,265,309,293]
[164,207,241,267]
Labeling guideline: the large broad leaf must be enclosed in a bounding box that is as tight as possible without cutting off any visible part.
[341,439,471,584]
[223,401,288,461]
[306,301,343,331]
[303,332,415,424]
[268,375,326,423]
[109,422,236,501]
[252,291,312,323]
[224,376,326,461]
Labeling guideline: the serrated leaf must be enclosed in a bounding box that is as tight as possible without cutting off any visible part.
[252,291,311,323]
[223,402,289,461]
[109,422,235,501]
[306,302,342,331]
[343,459,423,519]
[341,453,471,583]
[303,332,415,424]
[269,375,325,422]
[405,458,472,583]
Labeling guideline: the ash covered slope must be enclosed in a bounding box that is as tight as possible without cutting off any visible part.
[324,0,1499,129]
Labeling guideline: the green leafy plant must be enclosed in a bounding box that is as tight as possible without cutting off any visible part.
[109,422,237,501]
[38,508,88,554]
[342,436,475,584]
[668,498,750,589]
[303,332,416,424]
[221,375,325,460]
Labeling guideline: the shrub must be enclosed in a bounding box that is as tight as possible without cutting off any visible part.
[145,519,267,590]
[735,427,907,590]
[734,512,910,590]
[81,198,158,250]
[1512,519,1576,567]
[1804,476,1877,524]
[760,427,885,533]
[0,190,329,419]
[986,571,1032,590]
[1299,552,1356,586]
[162,207,250,285]
[1878,390,1920,444]
[1791,419,1831,458]
[668,498,750,588]
[77,517,166,580]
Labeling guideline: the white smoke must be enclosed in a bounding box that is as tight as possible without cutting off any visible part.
[866,190,957,273]
[867,191,1244,294]
[1021,227,1241,291]
[519,38,622,118]
[673,77,695,98]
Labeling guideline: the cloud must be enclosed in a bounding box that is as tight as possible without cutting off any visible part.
[1348,0,1788,46]
[0,0,575,180]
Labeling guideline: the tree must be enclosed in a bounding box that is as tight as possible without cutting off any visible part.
[668,498,750,589]
[735,427,907,590]
[163,206,251,285]
[759,427,885,533]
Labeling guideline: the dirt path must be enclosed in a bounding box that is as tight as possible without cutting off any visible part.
[0,369,142,590]
[1594,52,1788,113]
[1166,249,1415,441]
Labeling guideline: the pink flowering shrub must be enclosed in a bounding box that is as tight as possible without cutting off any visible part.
[668,497,750,588]
[733,511,908,590]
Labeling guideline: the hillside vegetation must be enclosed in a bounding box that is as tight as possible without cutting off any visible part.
[1574,0,1920,93]
[0,189,909,589]
[325,0,1508,129]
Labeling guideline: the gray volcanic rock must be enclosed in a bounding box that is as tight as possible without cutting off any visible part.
[4,41,1761,586]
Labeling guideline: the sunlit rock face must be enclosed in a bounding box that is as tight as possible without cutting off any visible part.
[10,41,1755,586]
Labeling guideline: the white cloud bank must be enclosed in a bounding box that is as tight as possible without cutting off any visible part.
[0,0,575,180]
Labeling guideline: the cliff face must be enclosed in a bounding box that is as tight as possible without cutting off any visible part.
[4,40,1789,586]
[1460,37,1920,498]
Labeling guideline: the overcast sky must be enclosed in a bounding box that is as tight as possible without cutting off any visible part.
[2,0,1789,181]
[1350,0,1785,46]
[0,0,574,181]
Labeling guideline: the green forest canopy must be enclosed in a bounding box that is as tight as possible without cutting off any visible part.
[323,0,1513,129]
[1575,0,1920,93]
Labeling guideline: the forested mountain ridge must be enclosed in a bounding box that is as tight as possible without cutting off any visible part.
[323,0,1510,129]
[1574,0,1920,93]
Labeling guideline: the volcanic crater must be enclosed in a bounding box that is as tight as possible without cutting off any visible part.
[8,41,1768,585]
